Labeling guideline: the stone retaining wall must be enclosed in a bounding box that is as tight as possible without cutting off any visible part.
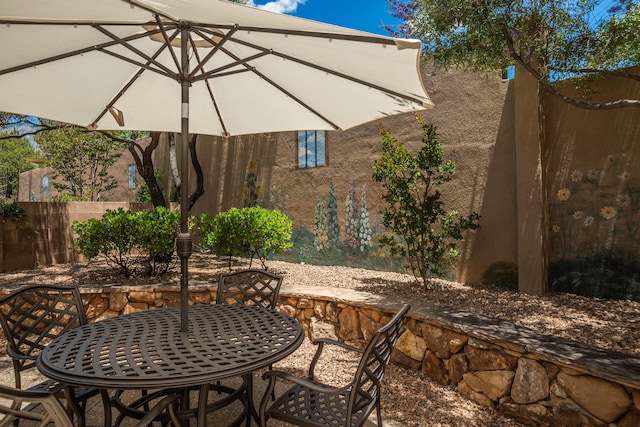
[6,283,638,427]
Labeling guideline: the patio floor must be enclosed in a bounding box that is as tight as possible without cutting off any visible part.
[0,340,398,427]
[0,336,526,426]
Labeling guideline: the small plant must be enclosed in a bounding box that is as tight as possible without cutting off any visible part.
[136,169,163,203]
[71,207,179,277]
[550,252,640,302]
[313,191,329,251]
[372,115,480,289]
[344,175,359,249]
[327,178,340,246]
[357,186,372,252]
[190,207,293,269]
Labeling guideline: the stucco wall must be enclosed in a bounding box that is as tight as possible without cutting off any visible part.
[12,64,640,293]
[0,202,152,272]
[158,64,517,284]
[544,66,640,264]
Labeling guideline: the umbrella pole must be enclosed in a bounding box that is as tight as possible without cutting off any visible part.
[177,24,192,333]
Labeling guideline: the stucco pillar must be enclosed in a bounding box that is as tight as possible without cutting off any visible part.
[513,65,546,295]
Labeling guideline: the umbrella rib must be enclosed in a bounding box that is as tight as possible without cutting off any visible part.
[97,48,176,80]
[154,16,181,72]
[191,51,272,82]
[189,42,229,136]
[91,35,178,127]
[231,37,428,106]
[92,24,177,77]
[161,22,397,46]
[205,44,340,130]
[188,26,238,79]
[0,29,161,76]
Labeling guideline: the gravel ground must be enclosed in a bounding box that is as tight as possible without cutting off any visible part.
[1,254,638,426]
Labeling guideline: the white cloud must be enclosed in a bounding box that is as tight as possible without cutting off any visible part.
[247,0,305,14]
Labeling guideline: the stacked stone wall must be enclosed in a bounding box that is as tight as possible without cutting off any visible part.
[3,283,637,427]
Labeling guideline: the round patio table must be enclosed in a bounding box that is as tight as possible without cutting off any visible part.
[37,303,304,427]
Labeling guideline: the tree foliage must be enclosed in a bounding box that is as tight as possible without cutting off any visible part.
[0,133,37,198]
[386,0,640,109]
[35,124,125,201]
[373,115,480,288]
[1,116,206,210]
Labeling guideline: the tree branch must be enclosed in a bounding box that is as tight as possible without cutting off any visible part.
[188,134,205,211]
[502,25,640,110]
[550,67,640,83]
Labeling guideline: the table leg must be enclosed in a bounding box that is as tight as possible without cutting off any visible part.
[100,390,112,427]
[245,374,259,427]
[198,383,211,427]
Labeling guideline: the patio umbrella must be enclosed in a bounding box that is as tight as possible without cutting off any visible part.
[0,0,433,331]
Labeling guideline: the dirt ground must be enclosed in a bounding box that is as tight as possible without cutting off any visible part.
[2,253,638,357]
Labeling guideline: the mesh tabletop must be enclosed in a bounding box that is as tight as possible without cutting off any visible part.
[37,304,303,390]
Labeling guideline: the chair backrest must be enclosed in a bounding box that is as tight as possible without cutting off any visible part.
[0,384,74,427]
[216,269,283,309]
[348,304,410,420]
[0,284,87,386]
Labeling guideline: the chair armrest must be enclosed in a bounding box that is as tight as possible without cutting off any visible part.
[262,369,350,394]
[6,348,36,362]
[308,338,364,378]
[312,338,364,354]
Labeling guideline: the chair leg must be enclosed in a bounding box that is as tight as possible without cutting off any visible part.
[376,395,382,427]
[246,374,255,427]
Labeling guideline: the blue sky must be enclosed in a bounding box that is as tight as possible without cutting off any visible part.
[248,0,623,35]
[249,0,401,36]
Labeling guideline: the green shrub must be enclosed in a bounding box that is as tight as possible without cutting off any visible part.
[373,116,480,289]
[72,207,179,277]
[190,207,293,269]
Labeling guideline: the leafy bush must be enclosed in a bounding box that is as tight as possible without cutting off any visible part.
[190,207,293,269]
[72,207,179,277]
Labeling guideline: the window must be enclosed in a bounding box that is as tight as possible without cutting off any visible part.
[298,131,326,168]
[40,175,50,201]
[128,164,137,189]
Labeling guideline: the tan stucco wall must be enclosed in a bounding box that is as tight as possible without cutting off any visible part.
[157,64,517,284]
[544,65,640,264]
[0,202,153,272]
[12,64,639,294]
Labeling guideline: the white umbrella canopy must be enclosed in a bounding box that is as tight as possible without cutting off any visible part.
[0,0,432,135]
[0,0,433,331]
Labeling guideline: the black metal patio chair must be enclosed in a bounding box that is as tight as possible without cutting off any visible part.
[0,384,181,427]
[216,269,284,426]
[216,269,284,309]
[0,284,100,426]
[259,304,410,427]
[0,384,74,427]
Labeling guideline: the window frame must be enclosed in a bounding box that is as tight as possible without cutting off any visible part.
[127,164,137,189]
[297,130,327,169]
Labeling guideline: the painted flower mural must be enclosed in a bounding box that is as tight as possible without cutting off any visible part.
[549,159,640,302]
